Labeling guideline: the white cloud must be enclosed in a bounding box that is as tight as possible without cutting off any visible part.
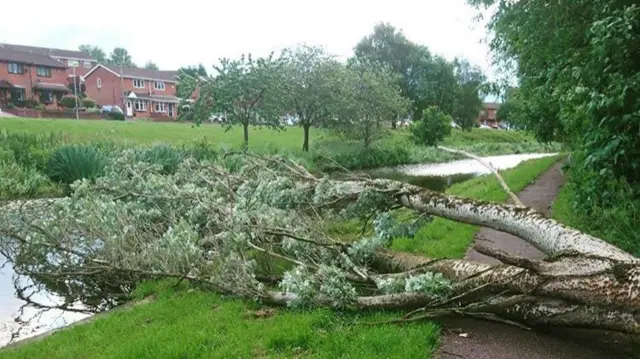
[1,0,495,78]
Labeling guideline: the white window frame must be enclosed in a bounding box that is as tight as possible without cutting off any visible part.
[154,102,166,113]
[134,100,147,111]
[153,81,165,91]
[133,79,145,88]
[97,78,102,89]
[68,59,79,67]
[83,61,92,68]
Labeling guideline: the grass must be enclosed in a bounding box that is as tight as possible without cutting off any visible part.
[552,177,640,257]
[392,155,564,258]
[1,117,539,148]
[0,281,440,359]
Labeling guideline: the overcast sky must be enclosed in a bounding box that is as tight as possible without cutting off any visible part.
[1,0,495,78]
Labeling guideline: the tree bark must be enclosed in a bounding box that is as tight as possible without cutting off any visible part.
[302,124,310,152]
[243,123,249,152]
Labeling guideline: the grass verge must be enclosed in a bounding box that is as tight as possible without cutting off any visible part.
[0,281,440,359]
[392,155,564,258]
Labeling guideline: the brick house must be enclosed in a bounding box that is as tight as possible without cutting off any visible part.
[83,64,181,119]
[477,102,501,128]
[0,47,71,109]
[0,43,97,78]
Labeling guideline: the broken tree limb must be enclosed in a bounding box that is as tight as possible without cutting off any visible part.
[0,152,639,337]
[437,145,525,207]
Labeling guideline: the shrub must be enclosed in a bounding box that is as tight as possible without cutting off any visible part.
[0,162,60,199]
[107,111,125,121]
[23,99,38,109]
[82,98,96,108]
[136,144,185,174]
[47,145,107,185]
[410,106,452,146]
[59,95,78,109]
[35,103,46,110]
[314,144,410,171]
[181,138,219,162]
[0,131,63,171]
[6,102,15,109]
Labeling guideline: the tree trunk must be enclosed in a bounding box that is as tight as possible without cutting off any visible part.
[302,124,310,152]
[243,123,249,152]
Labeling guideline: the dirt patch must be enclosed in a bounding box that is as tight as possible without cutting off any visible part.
[437,161,635,359]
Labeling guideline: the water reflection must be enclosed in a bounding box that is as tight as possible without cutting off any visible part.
[0,258,89,346]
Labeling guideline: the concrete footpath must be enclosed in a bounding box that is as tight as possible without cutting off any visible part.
[437,161,635,359]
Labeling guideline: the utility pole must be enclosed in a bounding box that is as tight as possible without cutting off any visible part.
[73,64,79,120]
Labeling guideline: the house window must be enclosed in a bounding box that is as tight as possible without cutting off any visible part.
[134,100,146,111]
[153,82,165,91]
[133,79,145,88]
[97,78,102,89]
[83,61,92,68]
[155,102,166,112]
[68,59,79,67]
[36,66,51,77]
[39,90,53,104]
[7,63,24,74]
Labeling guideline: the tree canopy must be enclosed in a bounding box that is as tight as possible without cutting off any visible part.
[109,47,136,67]
[280,45,345,151]
[144,61,159,70]
[467,0,640,215]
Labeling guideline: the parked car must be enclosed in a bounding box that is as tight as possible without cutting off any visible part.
[100,105,123,114]
[479,124,492,129]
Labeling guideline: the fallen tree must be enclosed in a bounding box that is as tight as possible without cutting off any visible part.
[0,151,638,336]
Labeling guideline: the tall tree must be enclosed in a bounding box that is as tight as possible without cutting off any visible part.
[354,23,455,123]
[109,47,136,67]
[144,61,159,70]
[78,44,106,63]
[451,58,486,130]
[191,53,287,150]
[332,61,410,148]
[467,0,640,253]
[281,45,345,152]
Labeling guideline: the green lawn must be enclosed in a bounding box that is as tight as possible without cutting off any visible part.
[392,155,564,258]
[0,282,439,359]
[0,117,538,149]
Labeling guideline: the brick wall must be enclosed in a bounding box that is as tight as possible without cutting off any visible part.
[0,61,70,109]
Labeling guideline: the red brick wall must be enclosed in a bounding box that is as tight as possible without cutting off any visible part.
[1,60,69,109]
[84,66,180,118]
[84,66,122,108]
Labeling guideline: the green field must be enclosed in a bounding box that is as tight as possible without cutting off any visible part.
[0,117,539,148]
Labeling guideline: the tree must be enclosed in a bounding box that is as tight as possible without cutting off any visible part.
[144,61,159,70]
[78,45,106,63]
[466,0,640,251]
[109,47,136,67]
[332,62,410,148]
[410,106,452,146]
[191,53,288,150]
[2,152,639,336]
[451,58,486,130]
[281,45,345,152]
[354,23,456,123]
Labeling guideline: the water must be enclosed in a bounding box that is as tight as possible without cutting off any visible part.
[368,153,558,191]
[0,152,557,346]
[0,258,89,346]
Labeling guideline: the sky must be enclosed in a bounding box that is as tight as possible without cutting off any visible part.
[1,0,495,78]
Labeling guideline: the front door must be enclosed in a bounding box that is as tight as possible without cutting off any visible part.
[168,104,174,118]
[126,101,133,117]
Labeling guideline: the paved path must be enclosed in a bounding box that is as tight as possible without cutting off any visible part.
[437,161,634,359]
